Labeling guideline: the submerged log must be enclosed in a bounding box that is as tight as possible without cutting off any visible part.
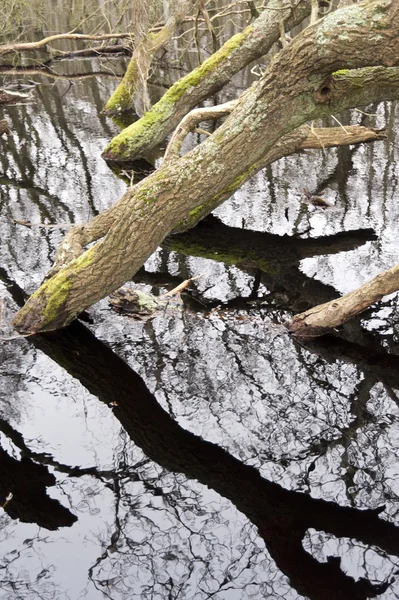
[286,263,399,339]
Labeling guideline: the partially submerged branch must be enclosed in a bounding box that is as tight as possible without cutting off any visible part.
[102,0,312,163]
[104,0,193,117]
[286,264,399,339]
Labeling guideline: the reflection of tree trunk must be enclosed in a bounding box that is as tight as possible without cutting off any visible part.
[4,267,399,595]
[167,216,376,271]
[0,442,76,530]
[14,317,397,600]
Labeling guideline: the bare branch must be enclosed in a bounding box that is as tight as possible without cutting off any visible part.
[0,33,133,57]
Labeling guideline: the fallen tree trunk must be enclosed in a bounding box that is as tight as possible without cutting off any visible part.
[42,121,390,281]
[102,0,312,163]
[12,1,399,334]
[286,263,399,339]
[104,0,193,119]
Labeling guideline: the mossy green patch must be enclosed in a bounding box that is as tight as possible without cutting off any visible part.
[39,247,95,326]
[103,27,253,160]
[332,69,351,76]
[104,58,139,114]
[173,167,256,232]
[41,271,71,325]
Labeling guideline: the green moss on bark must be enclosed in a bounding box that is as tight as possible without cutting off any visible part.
[103,27,253,161]
[173,168,256,232]
[104,58,139,114]
[13,247,96,333]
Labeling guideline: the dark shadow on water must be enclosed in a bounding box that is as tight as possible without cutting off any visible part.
[2,268,399,599]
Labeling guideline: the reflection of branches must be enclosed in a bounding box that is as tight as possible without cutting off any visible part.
[3,269,399,598]
[14,317,398,598]
[0,530,63,600]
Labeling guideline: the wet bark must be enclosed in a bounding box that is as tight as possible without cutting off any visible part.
[13,1,399,333]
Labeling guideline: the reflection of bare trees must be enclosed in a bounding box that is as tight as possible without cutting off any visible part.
[0,528,65,600]
[6,299,395,599]
[4,210,399,597]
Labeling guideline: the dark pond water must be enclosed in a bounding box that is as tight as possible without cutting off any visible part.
[1,22,399,600]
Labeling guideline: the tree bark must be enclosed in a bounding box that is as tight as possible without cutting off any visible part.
[104,0,193,119]
[102,0,312,163]
[13,0,399,334]
[286,263,399,339]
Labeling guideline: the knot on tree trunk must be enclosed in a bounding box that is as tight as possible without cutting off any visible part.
[313,78,333,104]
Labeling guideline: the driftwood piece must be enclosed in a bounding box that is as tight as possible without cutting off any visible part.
[286,263,399,339]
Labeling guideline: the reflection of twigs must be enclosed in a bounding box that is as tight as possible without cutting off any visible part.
[159,274,204,298]
[13,219,74,229]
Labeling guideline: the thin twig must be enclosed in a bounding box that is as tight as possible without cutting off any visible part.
[330,114,351,134]
[13,219,75,228]
[159,274,204,298]
[308,121,325,149]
